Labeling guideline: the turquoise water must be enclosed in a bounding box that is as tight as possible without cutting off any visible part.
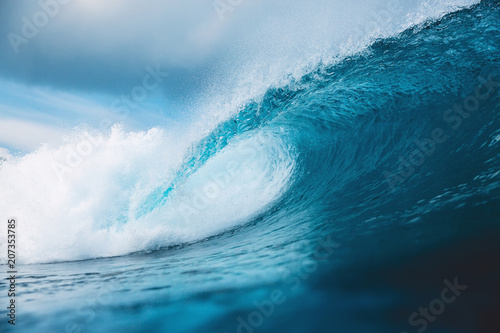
[1,1,500,332]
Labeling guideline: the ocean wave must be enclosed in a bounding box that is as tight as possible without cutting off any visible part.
[1,0,499,264]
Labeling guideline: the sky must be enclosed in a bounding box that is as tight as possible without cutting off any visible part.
[0,0,479,152]
[0,0,237,151]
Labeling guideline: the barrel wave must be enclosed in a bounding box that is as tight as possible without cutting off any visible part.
[0,1,499,332]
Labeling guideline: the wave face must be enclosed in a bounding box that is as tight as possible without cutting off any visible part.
[1,0,500,268]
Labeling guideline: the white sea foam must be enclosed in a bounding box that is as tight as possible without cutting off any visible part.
[0,126,295,263]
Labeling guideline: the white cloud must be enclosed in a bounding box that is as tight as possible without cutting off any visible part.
[0,117,67,150]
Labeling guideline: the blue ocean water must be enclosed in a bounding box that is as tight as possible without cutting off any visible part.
[1,1,500,332]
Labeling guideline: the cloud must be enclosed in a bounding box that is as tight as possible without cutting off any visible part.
[0,78,120,125]
[0,79,124,151]
[0,117,67,150]
[0,0,480,99]
[0,0,482,152]
[0,0,230,95]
